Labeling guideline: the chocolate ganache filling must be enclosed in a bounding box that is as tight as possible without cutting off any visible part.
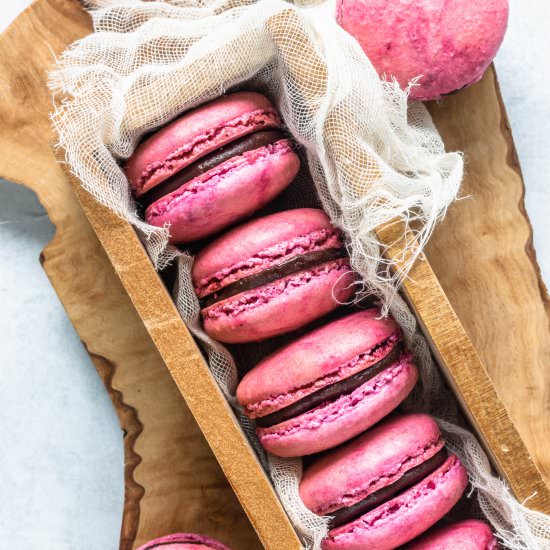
[255,342,403,428]
[202,247,348,308]
[329,447,449,528]
[140,129,287,208]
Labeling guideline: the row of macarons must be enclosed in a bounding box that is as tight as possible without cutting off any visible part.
[136,517,497,550]
[125,93,498,548]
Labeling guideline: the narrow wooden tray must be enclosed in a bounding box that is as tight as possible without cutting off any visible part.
[0,0,548,548]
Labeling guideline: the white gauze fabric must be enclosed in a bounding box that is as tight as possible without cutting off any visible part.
[49,1,550,548]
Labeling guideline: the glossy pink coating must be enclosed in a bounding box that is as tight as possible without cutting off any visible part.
[145,139,300,244]
[323,455,468,550]
[126,91,280,196]
[336,0,509,100]
[193,209,356,343]
[300,414,445,515]
[257,353,417,457]
[405,519,497,550]
[238,309,400,417]
[135,533,231,550]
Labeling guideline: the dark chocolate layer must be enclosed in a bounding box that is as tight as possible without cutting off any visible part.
[140,129,286,208]
[255,342,403,428]
[329,447,449,528]
[202,247,348,308]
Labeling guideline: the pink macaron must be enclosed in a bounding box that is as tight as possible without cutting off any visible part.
[236,309,418,456]
[192,208,356,343]
[336,0,509,101]
[125,91,300,244]
[300,414,469,550]
[135,533,231,550]
[405,519,498,549]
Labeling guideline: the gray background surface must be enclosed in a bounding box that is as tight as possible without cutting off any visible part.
[1,1,548,548]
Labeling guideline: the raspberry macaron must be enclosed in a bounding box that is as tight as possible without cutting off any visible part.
[192,208,355,343]
[406,520,498,549]
[337,0,509,101]
[237,309,418,456]
[300,414,469,550]
[126,91,300,243]
[136,533,231,550]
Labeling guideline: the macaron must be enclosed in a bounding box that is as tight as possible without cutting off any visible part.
[135,533,231,550]
[336,0,509,101]
[237,309,418,456]
[126,91,300,243]
[300,414,469,550]
[405,520,498,549]
[192,208,355,343]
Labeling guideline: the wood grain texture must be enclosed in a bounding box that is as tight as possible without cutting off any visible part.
[0,1,260,549]
[426,68,550,487]
[0,0,549,548]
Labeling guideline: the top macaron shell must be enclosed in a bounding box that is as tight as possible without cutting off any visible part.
[193,208,356,343]
[337,0,509,100]
[126,92,280,196]
[237,309,401,417]
[405,519,498,550]
[135,533,231,550]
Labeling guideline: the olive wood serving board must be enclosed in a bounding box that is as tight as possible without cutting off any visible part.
[0,0,548,548]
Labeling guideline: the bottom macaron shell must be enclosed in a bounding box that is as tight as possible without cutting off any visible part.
[322,454,468,550]
[258,353,418,457]
[202,259,355,343]
[145,140,299,244]
[136,533,231,550]
[405,519,497,550]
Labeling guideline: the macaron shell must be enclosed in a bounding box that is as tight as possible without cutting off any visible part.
[192,208,335,289]
[237,309,400,414]
[145,139,300,244]
[126,91,279,195]
[202,258,355,343]
[322,454,468,550]
[405,519,497,550]
[336,0,509,101]
[258,353,418,457]
[300,413,443,514]
[136,533,231,550]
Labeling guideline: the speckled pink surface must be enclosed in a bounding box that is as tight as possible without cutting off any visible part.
[405,519,497,550]
[145,139,300,244]
[193,208,340,297]
[193,209,355,343]
[237,309,401,416]
[203,258,355,343]
[257,353,418,456]
[322,454,468,550]
[300,414,444,514]
[336,0,509,100]
[125,91,280,195]
[135,533,231,550]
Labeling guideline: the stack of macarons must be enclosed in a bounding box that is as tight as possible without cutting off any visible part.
[127,92,497,549]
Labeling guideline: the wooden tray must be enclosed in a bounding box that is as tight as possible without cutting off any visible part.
[0,0,548,548]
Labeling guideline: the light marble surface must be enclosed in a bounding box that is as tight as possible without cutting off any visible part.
[0,1,548,549]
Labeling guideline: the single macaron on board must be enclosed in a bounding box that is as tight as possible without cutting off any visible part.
[125,91,300,244]
[192,208,356,343]
[405,519,498,549]
[336,0,509,101]
[237,309,418,456]
[300,414,468,550]
[135,533,231,550]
